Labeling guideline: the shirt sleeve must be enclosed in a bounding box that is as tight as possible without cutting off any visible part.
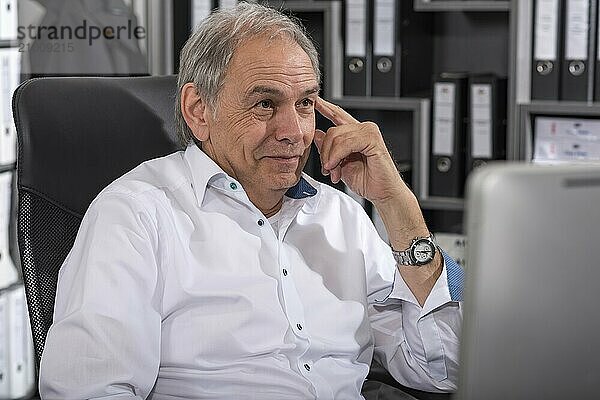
[39,191,164,399]
[362,213,463,393]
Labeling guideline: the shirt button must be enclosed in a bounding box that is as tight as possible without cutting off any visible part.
[282,268,288,276]
[304,363,311,371]
[257,219,264,226]
[229,182,237,190]
[296,323,303,330]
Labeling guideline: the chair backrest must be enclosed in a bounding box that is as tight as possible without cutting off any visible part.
[12,75,182,368]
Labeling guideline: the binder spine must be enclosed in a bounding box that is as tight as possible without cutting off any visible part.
[343,0,369,96]
[561,0,593,101]
[466,75,508,175]
[429,73,468,198]
[531,0,564,100]
[371,0,399,97]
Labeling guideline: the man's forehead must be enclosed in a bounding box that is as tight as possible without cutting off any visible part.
[228,35,313,72]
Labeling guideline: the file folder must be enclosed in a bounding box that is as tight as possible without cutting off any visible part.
[0,291,8,397]
[533,116,600,163]
[219,0,237,9]
[191,0,216,30]
[561,0,594,101]
[371,0,398,97]
[0,0,18,41]
[466,74,507,175]
[593,1,600,100]
[0,172,17,289]
[434,232,467,269]
[370,0,433,97]
[429,73,468,198]
[0,48,19,165]
[7,286,35,399]
[531,0,564,100]
[343,0,369,96]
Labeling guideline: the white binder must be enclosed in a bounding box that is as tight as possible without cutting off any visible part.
[0,0,18,41]
[0,285,36,399]
[7,286,35,398]
[0,291,9,397]
[0,48,19,165]
[0,172,16,290]
[191,0,214,31]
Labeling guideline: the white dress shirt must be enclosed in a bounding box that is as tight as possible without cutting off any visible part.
[39,144,463,399]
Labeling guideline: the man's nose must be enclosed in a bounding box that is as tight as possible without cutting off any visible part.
[273,106,305,143]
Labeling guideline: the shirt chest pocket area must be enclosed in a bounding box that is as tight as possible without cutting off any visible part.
[162,230,291,364]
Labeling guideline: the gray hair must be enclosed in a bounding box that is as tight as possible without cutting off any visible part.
[175,1,321,145]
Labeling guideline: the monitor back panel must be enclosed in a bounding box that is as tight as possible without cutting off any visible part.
[458,163,600,400]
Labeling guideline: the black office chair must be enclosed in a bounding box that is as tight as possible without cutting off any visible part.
[12,75,182,370]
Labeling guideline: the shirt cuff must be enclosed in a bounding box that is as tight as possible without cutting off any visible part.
[385,249,464,315]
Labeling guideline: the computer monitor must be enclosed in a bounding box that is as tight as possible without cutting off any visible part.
[456,162,600,400]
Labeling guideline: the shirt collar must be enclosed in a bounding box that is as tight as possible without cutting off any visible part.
[183,144,319,208]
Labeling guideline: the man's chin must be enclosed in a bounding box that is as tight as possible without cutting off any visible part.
[267,172,302,191]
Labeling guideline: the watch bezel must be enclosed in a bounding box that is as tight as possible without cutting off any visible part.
[409,237,436,266]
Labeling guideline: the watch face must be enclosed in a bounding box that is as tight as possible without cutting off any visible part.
[411,239,435,265]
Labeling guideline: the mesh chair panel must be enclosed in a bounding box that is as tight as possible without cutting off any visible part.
[18,190,81,368]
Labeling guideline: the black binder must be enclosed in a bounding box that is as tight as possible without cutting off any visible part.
[371,0,399,97]
[561,0,595,101]
[370,0,433,97]
[429,73,468,198]
[531,0,564,100]
[343,0,369,96]
[466,74,508,176]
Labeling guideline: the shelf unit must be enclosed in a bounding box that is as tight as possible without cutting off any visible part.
[414,1,511,229]
[510,0,600,162]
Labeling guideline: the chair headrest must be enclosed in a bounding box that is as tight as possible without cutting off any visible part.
[13,75,183,216]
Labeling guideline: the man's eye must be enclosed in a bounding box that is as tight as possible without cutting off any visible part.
[299,98,314,108]
[257,99,274,109]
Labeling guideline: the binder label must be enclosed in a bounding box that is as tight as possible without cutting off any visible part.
[219,0,238,9]
[534,0,560,60]
[471,84,493,158]
[373,0,395,56]
[565,0,590,60]
[433,83,456,156]
[192,0,213,30]
[345,0,367,57]
[0,0,18,41]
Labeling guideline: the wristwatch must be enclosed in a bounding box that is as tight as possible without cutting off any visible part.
[391,234,437,266]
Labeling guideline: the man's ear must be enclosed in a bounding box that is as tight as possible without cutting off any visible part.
[181,82,211,142]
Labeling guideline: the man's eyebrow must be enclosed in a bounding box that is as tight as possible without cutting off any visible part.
[302,86,320,97]
[247,85,320,98]
[248,86,285,97]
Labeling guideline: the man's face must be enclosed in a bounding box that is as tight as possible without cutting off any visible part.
[200,35,319,205]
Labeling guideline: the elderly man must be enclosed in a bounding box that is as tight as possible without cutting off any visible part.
[39,2,463,399]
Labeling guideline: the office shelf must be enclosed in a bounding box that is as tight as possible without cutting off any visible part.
[414,0,510,12]
[0,163,16,174]
[0,39,19,48]
[521,101,600,115]
[420,197,465,211]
